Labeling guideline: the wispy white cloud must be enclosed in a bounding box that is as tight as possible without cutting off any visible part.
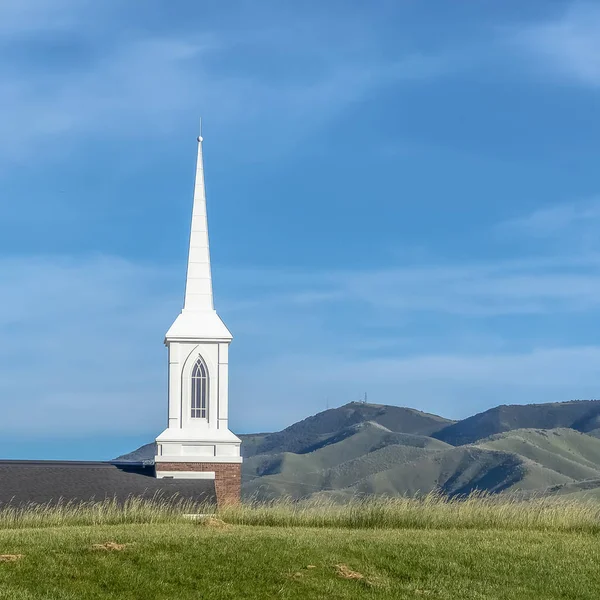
[225,254,600,429]
[0,1,450,164]
[0,255,178,436]
[236,345,600,430]
[0,0,91,37]
[496,197,600,255]
[222,253,600,319]
[4,245,600,437]
[512,2,600,87]
[0,37,215,161]
[499,198,600,237]
[3,2,600,440]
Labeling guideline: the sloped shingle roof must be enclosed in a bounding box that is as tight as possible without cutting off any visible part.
[0,460,215,506]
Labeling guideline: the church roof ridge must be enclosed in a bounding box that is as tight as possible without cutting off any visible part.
[0,460,146,468]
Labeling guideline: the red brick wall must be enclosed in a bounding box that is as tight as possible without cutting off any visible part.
[157,462,241,505]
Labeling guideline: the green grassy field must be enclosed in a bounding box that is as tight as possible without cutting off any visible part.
[0,495,598,599]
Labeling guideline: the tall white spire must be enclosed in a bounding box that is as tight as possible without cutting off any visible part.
[156,130,241,499]
[183,134,214,311]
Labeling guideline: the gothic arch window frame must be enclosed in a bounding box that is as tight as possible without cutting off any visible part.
[190,355,209,420]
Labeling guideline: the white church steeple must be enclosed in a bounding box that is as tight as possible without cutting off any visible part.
[183,135,214,312]
[155,132,242,502]
[161,135,232,341]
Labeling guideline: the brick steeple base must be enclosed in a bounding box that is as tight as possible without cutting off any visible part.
[156,462,241,505]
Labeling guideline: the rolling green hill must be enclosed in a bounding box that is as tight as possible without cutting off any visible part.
[241,402,454,458]
[117,399,600,501]
[433,400,600,446]
[474,428,600,480]
[238,402,600,501]
[242,421,452,500]
[316,450,566,501]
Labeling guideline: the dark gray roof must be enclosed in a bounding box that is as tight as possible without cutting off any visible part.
[0,460,215,506]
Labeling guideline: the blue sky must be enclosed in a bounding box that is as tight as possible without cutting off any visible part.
[2,0,600,459]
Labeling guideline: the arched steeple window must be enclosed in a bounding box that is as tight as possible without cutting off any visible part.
[191,357,208,419]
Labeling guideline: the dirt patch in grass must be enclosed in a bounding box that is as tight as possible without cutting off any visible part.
[91,542,127,551]
[0,555,23,562]
[335,564,364,580]
[201,517,231,529]
[288,565,318,579]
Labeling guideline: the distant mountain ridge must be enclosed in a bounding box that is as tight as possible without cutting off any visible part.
[116,399,600,501]
[241,402,454,458]
[433,400,600,446]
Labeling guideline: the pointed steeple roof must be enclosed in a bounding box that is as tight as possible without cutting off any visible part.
[183,134,213,311]
[165,131,232,342]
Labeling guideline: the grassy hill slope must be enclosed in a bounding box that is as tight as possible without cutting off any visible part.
[243,402,454,458]
[243,422,452,500]
[315,446,572,501]
[240,406,600,501]
[474,428,600,480]
[242,424,600,502]
[117,401,600,502]
[433,400,600,446]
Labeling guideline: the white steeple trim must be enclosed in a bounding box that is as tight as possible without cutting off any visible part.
[183,135,214,312]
